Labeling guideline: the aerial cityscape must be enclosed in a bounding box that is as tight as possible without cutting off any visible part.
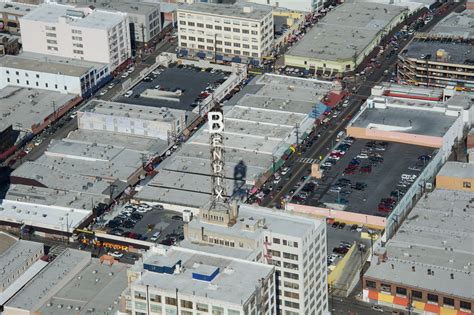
[0,0,472,314]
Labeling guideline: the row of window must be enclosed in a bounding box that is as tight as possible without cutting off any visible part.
[273,238,299,248]
[366,281,471,310]
[5,77,68,90]
[178,13,262,28]
[133,292,241,314]
[181,43,260,58]
[179,21,260,35]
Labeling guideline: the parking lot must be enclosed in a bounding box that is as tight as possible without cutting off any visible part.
[114,64,228,111]
[302,139,434,217]
[104,203,185,246]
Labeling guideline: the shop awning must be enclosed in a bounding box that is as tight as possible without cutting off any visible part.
[393,296,408,307]
[196,52,206,59]
[424,303,440,313]
[178,49,188,56]
[231,56,241,63]
[215,54,223,61]
[250,59,259,66]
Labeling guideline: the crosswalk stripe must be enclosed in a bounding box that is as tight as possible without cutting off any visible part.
[298,157,318,164]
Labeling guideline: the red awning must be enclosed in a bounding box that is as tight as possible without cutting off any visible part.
[425,303,440,313]
[368,290,378,300]
[393,296,408,307]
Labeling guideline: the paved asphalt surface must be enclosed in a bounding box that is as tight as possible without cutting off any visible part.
[259,2,461,210]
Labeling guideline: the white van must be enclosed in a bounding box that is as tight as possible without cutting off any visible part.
[336,131,345,141]
[150,231,161,242]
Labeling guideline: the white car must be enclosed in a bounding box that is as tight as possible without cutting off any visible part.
[121,72,129,79]
[357,153,369,159]
[342,100,350,107]
[154,85,161,89]
[371,305,383,312]
[99,89,108,96]
[280,167,290,175]
[107,82,116,89]
[124,90,133,98]
[108,251,124,258]
[273,176,281,184]
[127,66,135,73]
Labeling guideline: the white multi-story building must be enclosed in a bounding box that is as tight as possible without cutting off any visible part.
[127,246,276,315]
[177,2,274,61]
[184,203,329,315]
[0,52,110,97]
[19,3,131,71]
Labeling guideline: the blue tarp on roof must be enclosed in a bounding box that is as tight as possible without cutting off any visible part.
[309,102,329,119]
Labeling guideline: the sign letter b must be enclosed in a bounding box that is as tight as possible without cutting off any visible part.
[209,112,224,134]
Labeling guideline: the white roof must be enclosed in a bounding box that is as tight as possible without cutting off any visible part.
[21,3,126,30]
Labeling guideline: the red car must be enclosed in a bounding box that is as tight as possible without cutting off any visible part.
[378,203,394,212]
[7,159,16,167]
[360,165,372,173]
[16,151,27,159]
[344,167,357,175]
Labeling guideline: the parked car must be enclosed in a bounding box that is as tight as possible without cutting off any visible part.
[108,251,124,258]
[124,90,133,97]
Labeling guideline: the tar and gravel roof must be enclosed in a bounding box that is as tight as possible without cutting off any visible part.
[79,1,159,16]
[178,2,272,21]
[133,246,273,305]
[21,3,126,29]
[0,52,107,77]
[365,188,474,299]
[0,86,78,132]
[0,2,36,16]
[5,249,128,314]
[286,2,407,61]
[437,161,474,179]
[430,10,474,39]
[0,234,43,289]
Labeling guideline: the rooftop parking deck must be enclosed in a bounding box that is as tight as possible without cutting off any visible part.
[114,64,227,111]
[302,139,435,217]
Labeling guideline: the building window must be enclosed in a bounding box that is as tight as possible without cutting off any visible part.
[443,297,454,307]
[215,25,222,30]
[463,181,471,188]
[179,20,186,25]
[47,46,58,51]
[206,24,213,29]
[165,297,176,306]
[46,39,57,44]
[55,84,58,89]
[15,71,19,75]
[73,50,84,54]
[73,43,83,48]
[380,283,391,293]
[188,22,195,27]
[228,310,240,315]
[460,301,471,311]
[180,300,192,309]
[36,74,39,78]
[16,79,19,84]
[212,306,224,315]
[233,28,240,33]
[45,25,56,31]
[26,80,29,85]
[411,290,422,300]
[365,280,376,289]
[196,303,208,312]
[72,29,82,34]
[6,78,10,83]
[427,294,438,303]
[72,36,82,41]
[273,238,280,244]
[45,32,56,37]
[64,86,67,90]
[45,83,48,88]
[396,287,407,296]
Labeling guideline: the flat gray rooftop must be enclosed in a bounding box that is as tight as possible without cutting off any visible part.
[0,2,36,16]
[178,2,272,20]
[437,161,474,179]
[365,189,474,299]
[5,184,107,211]
[5,249,90,311]
[0,54,96,77]
[67,129,168,155]
[286,2,406,61]
[401,38,474,65]
[81,99,185,123]
[0,86,77,132]
[77,0,159,16]
[0,232,17,255]
[351,106,458,137]
[189,204,321,239]
[21,3,126,29]
[430,10,474,39]
[0,236,43,289]
[135,246,273,305]
[35,259,128,315]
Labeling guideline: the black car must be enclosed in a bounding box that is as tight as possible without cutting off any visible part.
[172,215,183,221]
[107,220,121,228]
[332,222,340,228]
[338,222,346,229]
[123,220,136,228]
[131,213,143,220]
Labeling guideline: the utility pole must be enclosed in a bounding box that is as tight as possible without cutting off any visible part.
[295,123,300,148]
[141,24,146,53]
[214,33,218,64]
